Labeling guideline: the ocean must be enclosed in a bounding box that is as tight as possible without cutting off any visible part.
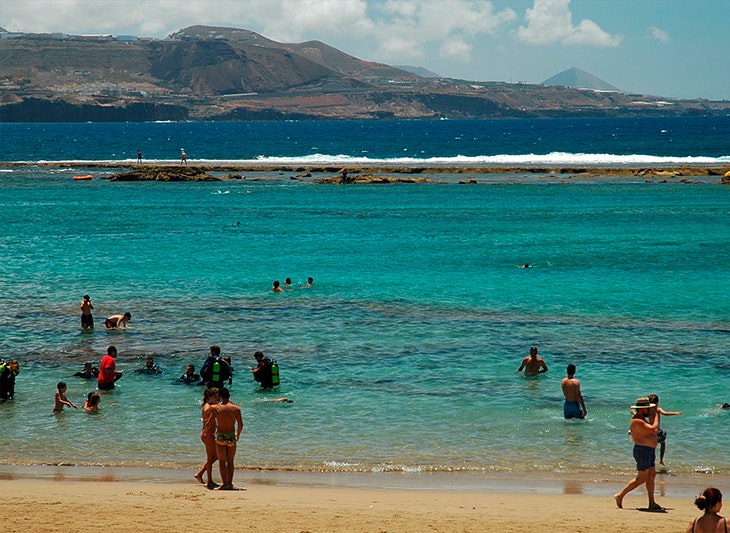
[0,116,729,479]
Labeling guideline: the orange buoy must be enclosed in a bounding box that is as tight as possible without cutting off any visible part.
[72,175,93,181]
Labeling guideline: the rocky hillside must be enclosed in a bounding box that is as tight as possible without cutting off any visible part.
[1,26,728,122]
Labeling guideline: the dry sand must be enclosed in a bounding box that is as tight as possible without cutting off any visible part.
[1,471,709,533]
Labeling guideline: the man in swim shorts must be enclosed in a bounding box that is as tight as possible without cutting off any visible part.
[212,387,243,490]
[561,364,587,419]
[215,432,236,447]
[614,397,663,510]
[80,294,94,331]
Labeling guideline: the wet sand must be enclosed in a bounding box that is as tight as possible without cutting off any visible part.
[1,465,719,533]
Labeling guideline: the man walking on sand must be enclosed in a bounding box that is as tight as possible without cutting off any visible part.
[561,364,587,419]
[213,387,243,490]
[614,397,663,510]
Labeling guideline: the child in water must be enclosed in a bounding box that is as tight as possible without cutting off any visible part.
[83,392,101,411]
[648,393,682,465]
[54,382,78,412]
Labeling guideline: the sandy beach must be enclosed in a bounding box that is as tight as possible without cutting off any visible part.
[1,467,717,533]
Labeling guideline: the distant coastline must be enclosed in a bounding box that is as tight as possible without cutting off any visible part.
[1,161,728,181]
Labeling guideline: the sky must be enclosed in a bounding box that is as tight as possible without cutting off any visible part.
[2,0,729,100]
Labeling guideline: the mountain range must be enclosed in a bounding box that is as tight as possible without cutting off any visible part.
[1,25,728,122]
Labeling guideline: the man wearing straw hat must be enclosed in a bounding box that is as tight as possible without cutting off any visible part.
[614,397,663,510]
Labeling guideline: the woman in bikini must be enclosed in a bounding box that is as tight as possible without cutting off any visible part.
[685,487,726,533]
[194,387,220,489]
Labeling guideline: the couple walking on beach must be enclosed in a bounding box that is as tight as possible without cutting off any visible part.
[196,383,244,491]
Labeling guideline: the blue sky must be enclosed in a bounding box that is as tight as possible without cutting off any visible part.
[2,0,728,100]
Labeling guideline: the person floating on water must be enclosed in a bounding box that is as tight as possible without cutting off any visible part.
[517,346,548,377]
[135,356,162,375]
[73,361,98,379]
[105,312,131,329]
[178,365,201,384]
[80,294,94,331]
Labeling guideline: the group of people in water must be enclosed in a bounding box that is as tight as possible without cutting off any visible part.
[80,294,132,332]
[514,346,728,515]
[272,276,314,292]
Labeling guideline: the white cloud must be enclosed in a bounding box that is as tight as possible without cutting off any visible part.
[516,0,621,47]
[439,37,472,62]
[648,26,669,43]
[371,0,517,62]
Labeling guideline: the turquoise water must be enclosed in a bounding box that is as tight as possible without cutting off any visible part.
[0,119,729,477]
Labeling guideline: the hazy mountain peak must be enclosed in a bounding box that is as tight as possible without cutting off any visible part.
[542,67,620,92]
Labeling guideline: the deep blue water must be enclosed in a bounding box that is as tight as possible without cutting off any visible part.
[0,117,728,478]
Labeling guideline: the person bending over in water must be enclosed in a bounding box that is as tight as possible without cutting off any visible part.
[54,382,78,412]
[212,387,243,490]
[105,312,131,329]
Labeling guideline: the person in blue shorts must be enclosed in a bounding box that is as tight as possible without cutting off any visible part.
[560,364,586,419]
[615,397,663,510]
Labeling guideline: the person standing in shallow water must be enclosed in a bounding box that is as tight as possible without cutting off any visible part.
[561,364,586,419]
[517,346,548,377]
[98,346,123,390]
[80,294,94,331]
